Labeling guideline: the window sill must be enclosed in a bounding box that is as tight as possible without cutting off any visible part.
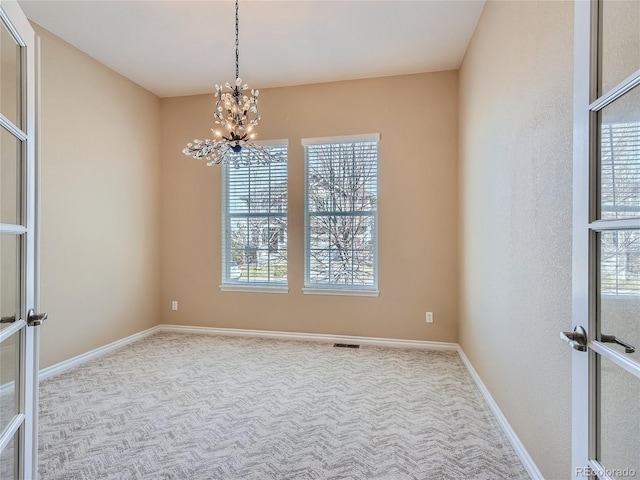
[219,284,289,294]
[302,287,380,297]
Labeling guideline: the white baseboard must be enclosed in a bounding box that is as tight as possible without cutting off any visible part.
[158,324,460,351]
[457,346,543,480]
[0,380,15,399]
[39,326,161,381]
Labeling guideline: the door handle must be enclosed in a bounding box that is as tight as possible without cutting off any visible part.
[26,309,48,327]
[560,326,587,352]
[601,334,636,354]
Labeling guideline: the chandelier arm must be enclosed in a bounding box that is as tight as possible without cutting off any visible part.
[243,141,286,163]
[183,139,285,166]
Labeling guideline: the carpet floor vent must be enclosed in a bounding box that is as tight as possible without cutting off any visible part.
[334,343,360,349]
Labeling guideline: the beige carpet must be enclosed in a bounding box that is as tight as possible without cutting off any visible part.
[38,332,529,479]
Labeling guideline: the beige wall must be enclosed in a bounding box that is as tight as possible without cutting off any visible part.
[28,8,599,476]
[35,25,162,368]
[160,72,459,342]
[601,0,640,93]
[458,1,574,479]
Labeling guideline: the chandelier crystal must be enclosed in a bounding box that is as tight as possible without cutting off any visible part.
[182,0,281,167]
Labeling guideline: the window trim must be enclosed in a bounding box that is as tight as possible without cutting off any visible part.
[302,133,380,295]
[302,287,380,297]
[220,284,289,294]
[301,133,380,146]
[220,139,289,291]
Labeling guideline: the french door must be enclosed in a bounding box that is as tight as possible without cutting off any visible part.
[0,1,42,479]
[569,0,640,479]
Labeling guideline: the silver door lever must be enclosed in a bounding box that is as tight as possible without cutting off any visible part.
[601,334,636,354]
[26,309,48,327]
[560,326,588,352]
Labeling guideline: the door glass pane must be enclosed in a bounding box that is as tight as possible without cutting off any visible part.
[0,431,17,480]
[600,230,640,363]
[600,0,640,94]
[1,127,22,225]
[0,331,20,434]
[0,235,20,331]
[0,20,21,129]
[599,85,640,220]
[598,355,640,478]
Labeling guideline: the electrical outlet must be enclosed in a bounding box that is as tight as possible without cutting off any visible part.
[171,301,178,311]
[426,312,434,323]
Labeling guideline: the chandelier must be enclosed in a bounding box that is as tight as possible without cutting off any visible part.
[182,0,281,167]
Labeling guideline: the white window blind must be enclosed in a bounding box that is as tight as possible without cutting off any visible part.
[222,143,288,286]
[600,120,640,296]
[303,134,379,291]
[601,121,640,219]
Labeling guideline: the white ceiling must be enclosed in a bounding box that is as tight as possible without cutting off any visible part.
[18,0,485,98]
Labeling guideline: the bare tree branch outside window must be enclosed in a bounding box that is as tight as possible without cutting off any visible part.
[305,140,378,287]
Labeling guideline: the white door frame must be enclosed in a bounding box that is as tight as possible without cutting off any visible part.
[571,2,595,477]
[571,1,640,479]
[0,0,40,478]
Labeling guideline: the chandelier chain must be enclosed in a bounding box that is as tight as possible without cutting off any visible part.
[235,0,239,80]
[182,0,283,166]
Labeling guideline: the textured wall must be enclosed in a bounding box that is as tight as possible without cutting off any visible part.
[600,0,640,93]
[35,24,162,368]
[160,72,459,342]
[458,1,574,478]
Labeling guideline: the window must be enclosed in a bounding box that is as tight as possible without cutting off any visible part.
[303,134,379,296]
[221,141,288,292]
[601,231,640,296]
[600,121,640,219]
[600,120,640,296]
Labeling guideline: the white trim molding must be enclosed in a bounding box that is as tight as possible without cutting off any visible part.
[0,380,15,399]
[301,133,380,145]
[0,413,24,453]
[219,284,289,294]
[39,326,161,381]
[38,325,457,383]
[0,223,27,235]
[302,287,379,297]
[457,346,543,480]
[159,324,458,350]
